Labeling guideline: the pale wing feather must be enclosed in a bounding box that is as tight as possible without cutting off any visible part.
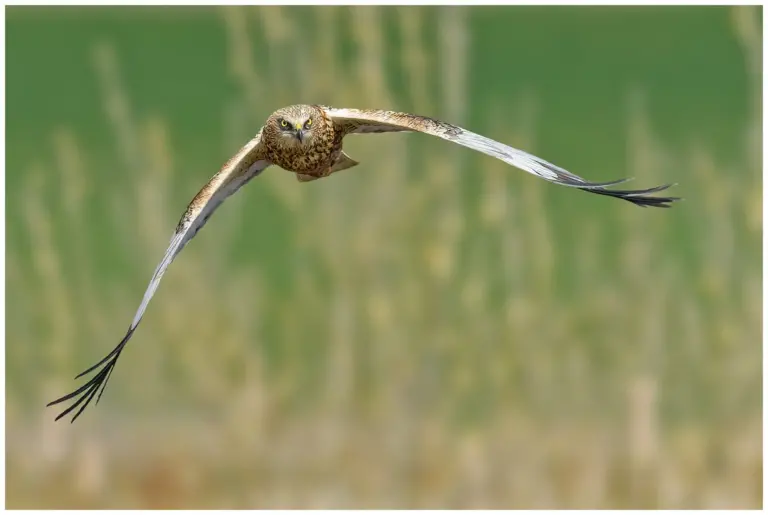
[48,131,270,422]
[130,143,268,328]
[324,107,678,207]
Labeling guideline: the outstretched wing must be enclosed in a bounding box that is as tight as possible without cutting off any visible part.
[323,107,679,207]
[47,131,271,422]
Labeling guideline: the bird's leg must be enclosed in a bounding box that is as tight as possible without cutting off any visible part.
[295,152,359,183]
[296,173,320,182]
[327,151,359,175]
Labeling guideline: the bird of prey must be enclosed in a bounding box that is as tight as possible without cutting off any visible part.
[48,104,679,422]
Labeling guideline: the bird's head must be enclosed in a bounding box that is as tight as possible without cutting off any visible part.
[268,105,321,147]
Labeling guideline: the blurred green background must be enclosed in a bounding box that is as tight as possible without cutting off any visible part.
[6,5,761,509]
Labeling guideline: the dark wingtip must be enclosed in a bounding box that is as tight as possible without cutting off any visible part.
[73,326,136,380]
[48,355,121,422]
[47,325,136,422]
[580,182,681,208]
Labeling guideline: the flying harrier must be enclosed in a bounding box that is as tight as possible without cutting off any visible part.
[48,104,679,421]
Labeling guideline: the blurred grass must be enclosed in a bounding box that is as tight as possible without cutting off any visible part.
[5,5,762,509]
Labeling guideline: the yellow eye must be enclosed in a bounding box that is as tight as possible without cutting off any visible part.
[304,118,313,129]
[280,119,288,128]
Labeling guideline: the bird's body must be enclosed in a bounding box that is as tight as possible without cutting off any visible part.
[48,104,680,422]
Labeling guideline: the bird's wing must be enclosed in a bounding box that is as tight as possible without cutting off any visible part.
[323,107,679,207]
[48,131,271,422]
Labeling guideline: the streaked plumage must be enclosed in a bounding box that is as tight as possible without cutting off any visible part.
[48,104,680,422]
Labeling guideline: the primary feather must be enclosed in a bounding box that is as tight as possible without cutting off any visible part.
[47,133,270,422]
[323,107,679,207]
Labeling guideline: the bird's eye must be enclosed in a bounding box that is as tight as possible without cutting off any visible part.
[279,119,288,128]
[304,118,313,129]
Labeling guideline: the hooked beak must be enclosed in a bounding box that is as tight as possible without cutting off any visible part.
[294,124,304,143]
